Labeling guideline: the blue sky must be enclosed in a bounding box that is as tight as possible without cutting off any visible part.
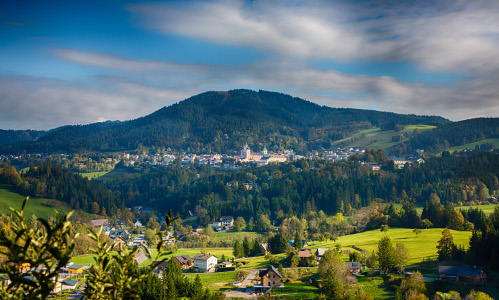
[1,0,498,129]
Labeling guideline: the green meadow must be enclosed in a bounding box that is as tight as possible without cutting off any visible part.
[445,138,499,153]
[78,171,111,180]
[456,204,497,215]
[333,125,436,152]
[0,184,71,219]
[309,228,471,266]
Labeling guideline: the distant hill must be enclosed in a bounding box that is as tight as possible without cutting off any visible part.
[0,129,46,146]
[390,118,499,155]
[0,89,450,154]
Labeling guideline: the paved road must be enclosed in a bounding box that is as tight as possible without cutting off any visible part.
[239,270,258,289]
[225,269,259,299]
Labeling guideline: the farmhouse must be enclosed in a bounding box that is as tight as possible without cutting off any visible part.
[193,254,217,272]
[288,240,308,248]
[439,265,487,284]
[346,262,361,274]
[315,248,332,262]
[91,219,108,228]
[67,265,83,274]
[61,279,78,291]
[220,216,234,227]
[174,255,193,269]
[259,265,283,287]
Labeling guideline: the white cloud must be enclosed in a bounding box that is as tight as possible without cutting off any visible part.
[0,76,193,130]
[129,0,499,76]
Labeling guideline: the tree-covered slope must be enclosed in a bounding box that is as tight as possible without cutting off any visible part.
[0,89,449,154]
[391,118,499,155]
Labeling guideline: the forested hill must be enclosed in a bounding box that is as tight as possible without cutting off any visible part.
[390,118,499,155]
[0,89,448,154]
[0,129,46,146]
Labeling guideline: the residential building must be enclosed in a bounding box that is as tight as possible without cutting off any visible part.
[439,265,487,284]
[67,265,83,274]
[259,265,283,287]
[220,216,234,227]
[193,254,218,272]
[174,255,193,269]
[346,262,361,274]
[91,219,108,228]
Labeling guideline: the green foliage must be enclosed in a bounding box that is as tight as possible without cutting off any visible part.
[436,228,454,261]
[376,236,395,274]
[396,271,427,300]
[269,232,288,254]
[0,197,75,299]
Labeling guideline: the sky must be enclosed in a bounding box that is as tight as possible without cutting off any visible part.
[1,0,498,130]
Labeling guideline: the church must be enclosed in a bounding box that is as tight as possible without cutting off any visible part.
[239,143,287,165]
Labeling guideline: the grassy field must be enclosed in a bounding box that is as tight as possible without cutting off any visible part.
[0,184,72,219]
[333,125,436,152]
[309,228,472,266]
[456,204,497,215]
[211,231,262,243]
[186,271,238,290]
[96,168,137,183]
[445,138,499,153]
[78,171,111,180]
[357,275,394,300]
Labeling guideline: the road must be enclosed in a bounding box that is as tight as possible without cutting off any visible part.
[225,269,259,299]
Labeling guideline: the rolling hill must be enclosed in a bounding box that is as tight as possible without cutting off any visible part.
[0,89,449,154]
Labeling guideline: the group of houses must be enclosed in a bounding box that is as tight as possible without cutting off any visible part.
[0,262,85,295]
[210,216,235,231]
[439,265,487,284]
[153,253,221,274]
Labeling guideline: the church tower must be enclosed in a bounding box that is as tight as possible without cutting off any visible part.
[241,143,251,159]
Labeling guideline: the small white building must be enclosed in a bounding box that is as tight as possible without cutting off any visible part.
[220,216,234,227]
[193,254,218,272]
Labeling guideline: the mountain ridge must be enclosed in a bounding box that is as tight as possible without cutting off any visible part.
[0,89,479,155]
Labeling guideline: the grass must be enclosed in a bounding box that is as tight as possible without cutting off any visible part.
[445,138,499,153]
[0,184,72,219]
[185,271,238,290]
[271,281,320,299]
[357,274,394,300]
[309,228,472,266]
[333,125,436,152]
[211,231,262,243]
[455,204,497,215]
[78,171,111,180]
[96,168,138,183]
[69,254,98,266]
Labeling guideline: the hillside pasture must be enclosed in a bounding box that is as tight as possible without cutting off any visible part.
[309,228,471,266]
[78,171,111,180]
[333,125,436,152]
[456,204,497,215]
[0,184,71,219]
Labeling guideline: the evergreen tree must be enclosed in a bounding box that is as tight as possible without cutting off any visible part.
[436,228,454,261]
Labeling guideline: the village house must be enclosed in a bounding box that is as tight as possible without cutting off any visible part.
[134,220,143,228]
[315,248,331,262]
[67,265,84,274]
[259,265,283,287]
[91,219,108,228]
[220,216,234,227]
[174,255,193,269]
[193,254,218,272]
[439,265,487,284]
[346,262,361,274]
[289,239,308,248]
[298,249,313,259]
[61,279,78,291]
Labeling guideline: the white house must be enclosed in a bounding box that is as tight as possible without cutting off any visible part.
[210,221,223,231]
[193,254,218,272]
[134,220,143,228]
[220,216,234,228]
